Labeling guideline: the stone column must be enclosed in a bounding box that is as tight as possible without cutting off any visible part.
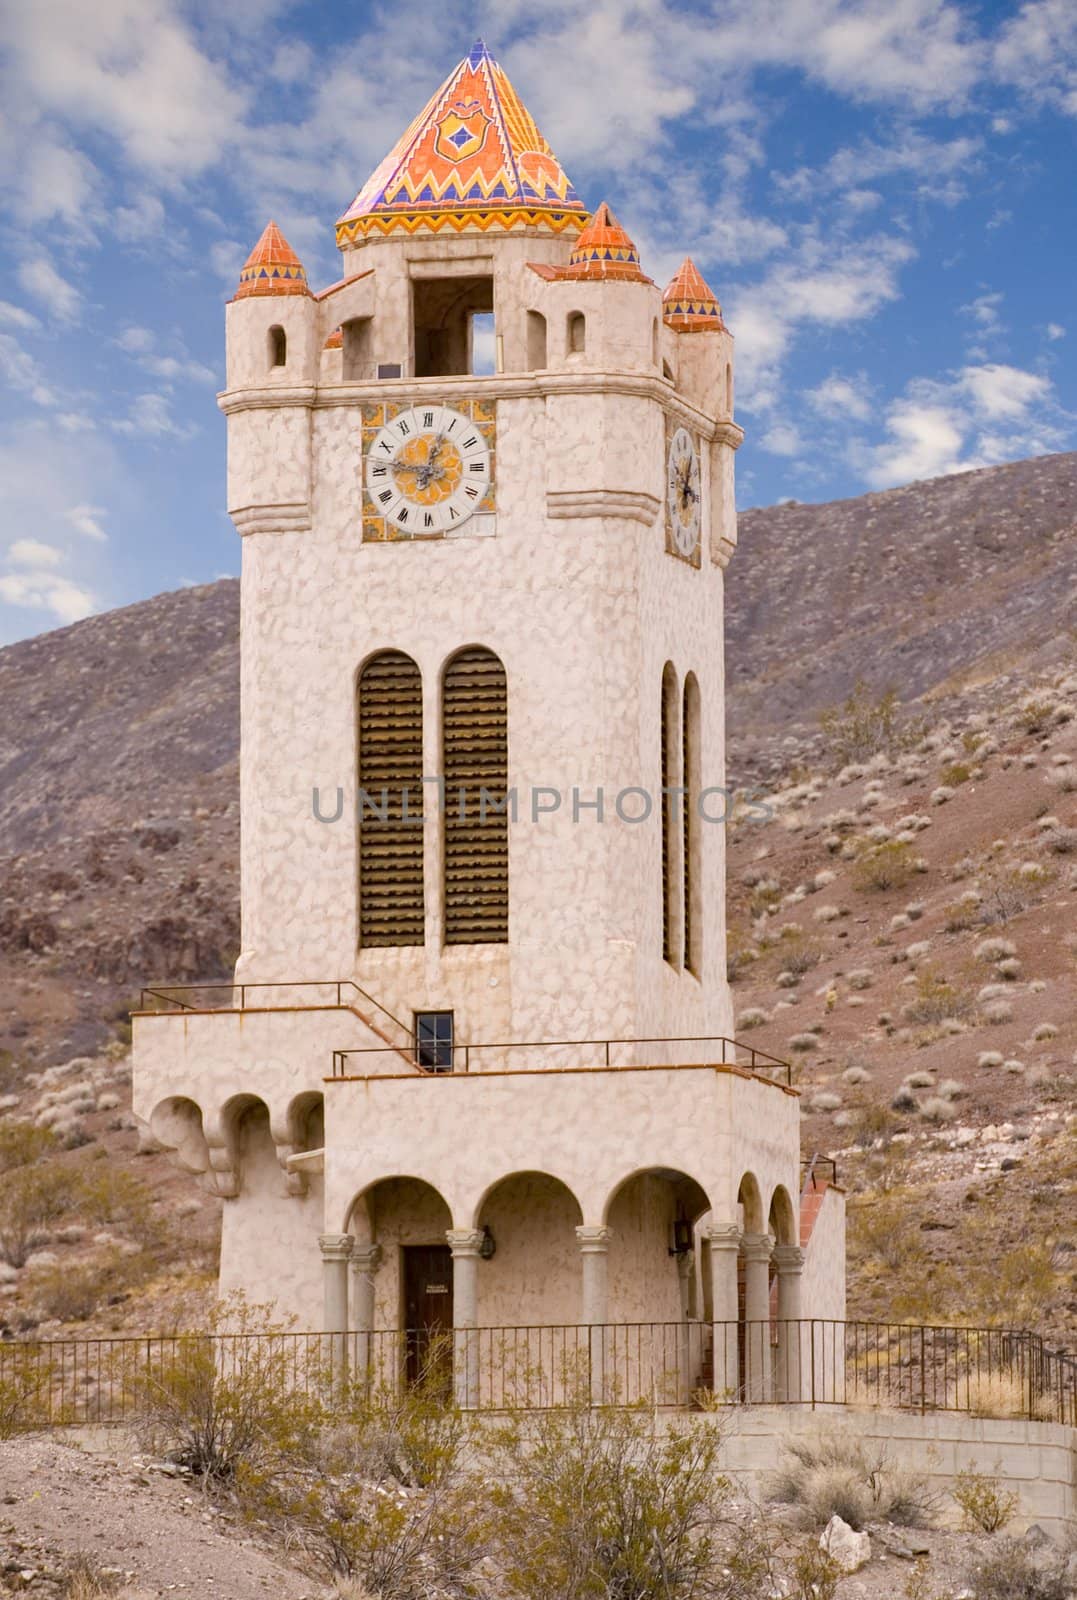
[349,1243,383,1389]
[740,1232,773,1403]
[447,1229,484,1408]
[703,1224,741,1400]
[772,1244,805,1403]
[676,1249,696,1404]
[576,1225,612,1403]
[319,1233,354,1385]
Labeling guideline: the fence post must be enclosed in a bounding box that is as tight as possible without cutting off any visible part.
[920,1325,926,1413]
[810,1322,816,1411]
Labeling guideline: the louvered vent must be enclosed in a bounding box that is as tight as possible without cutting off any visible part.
[357,652,424,947]
[443,648,508,945]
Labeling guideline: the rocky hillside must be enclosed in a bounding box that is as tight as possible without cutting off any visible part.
[0,451,1074,1348]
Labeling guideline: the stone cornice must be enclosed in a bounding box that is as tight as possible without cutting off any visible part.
[547,489,660,524]
[230,502,313,537]
[218,372,743,448]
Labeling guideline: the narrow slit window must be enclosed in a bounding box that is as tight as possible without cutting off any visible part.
[683,673,701,976]
[567,311,585,354]
[268,325,287,368]
[443,647,508,945]
[661,662,680,967]
[526,309,547,370]
[357,651,424,948]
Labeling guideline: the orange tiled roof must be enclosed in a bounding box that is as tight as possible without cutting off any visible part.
[336,39,587,243]
[323,327,343,349]
[528,202,652,285]
[233,221,310,300]
[663,257,726,332]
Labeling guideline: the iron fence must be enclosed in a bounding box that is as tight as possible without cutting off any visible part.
[2,1319,1074,1429]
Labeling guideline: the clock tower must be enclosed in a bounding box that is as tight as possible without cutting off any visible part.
[135,38,843,1377]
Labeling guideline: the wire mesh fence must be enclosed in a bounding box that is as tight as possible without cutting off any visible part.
[0,1319,1073,1428]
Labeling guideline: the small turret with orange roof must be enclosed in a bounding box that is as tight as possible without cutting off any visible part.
[662,257,726,331]
[233,221,310,300]
[564,202,652,282]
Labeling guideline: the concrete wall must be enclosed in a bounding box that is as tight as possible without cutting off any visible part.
[802,1185,847,1323]
[722,1407,1077,1539]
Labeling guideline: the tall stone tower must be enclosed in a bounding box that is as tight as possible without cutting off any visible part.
[134,40,843,1382]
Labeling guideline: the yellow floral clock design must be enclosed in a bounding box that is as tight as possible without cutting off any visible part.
[363,402,494,537]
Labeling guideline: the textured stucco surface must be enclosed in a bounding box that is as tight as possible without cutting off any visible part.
[134,222,845,1335]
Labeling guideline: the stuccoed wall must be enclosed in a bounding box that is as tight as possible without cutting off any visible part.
[218,1108,323,1324]
[721,1409,1077,1539]
[802,1186,847,1322]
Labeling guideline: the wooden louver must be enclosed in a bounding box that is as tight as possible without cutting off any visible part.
[357,652,424,947]
[661,664,676,965]
[443,648,508,944]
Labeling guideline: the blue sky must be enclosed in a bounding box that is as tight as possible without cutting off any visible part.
[0,0,1074,644]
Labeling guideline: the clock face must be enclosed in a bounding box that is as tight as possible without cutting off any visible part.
[365,404,492,535]
[666,427,702,560]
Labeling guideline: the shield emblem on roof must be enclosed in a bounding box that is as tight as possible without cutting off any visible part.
[435,101,490,163]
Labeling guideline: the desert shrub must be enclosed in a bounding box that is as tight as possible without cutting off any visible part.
[1017,698,1055,733]
[964,1538,1071,1600]
[60,1554,129,1600]
[486,1401,754,1600]
[919,1096,957,1124]
[779,934,824,976]
[902,969,973,1025]
[25,1247,152,1324]
[129,1297,319,1481]
[0,1120,57,1174]
[74,1167,163,1247]
[941,761,972,786]
[791,1034,821,1054]
[819,680,905,768]
[953,1467,1019,1533]
[249,1348,484,1596]
[738,1008,769,1031]
[847,969,873,990]
[0,1165,78,1267]
[849,1102,898,1148]
[769,1433,937,1530]
[0,1345,55,1436]
[852,840,917,892]
[789,1541,842,1600]
[850,1198,926,1274]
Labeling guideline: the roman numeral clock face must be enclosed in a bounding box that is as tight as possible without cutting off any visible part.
[666,426,702,562]
[365,404,492,536]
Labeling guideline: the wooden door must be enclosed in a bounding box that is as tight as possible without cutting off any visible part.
[403,1244,454,1385]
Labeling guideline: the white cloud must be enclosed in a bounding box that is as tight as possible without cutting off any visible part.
[116,325,217,384]
[994,0,1077,115]
[1047,322,1066,340]
[858,361,1068,488]
[65,504,108,542]
[728,233,914,411]
[114,192,166,242]
[2,0,249,176]
[8,538,62,568]
[0,332,56,407]
[961,292,1004,333]
[760,421,804,457]
[110,392,198,438]
[117,326,156,355]
[0,569,96,625]
[16,256,81,322]
[0,301,40,331]
[776,131,980,204]
[806,372,874,421]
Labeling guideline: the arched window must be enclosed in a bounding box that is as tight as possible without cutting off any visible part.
[725,362,733,415]
[442,647,508,944]
[268,325,287,368]
[356,651,424,947]
[652,318,659,368]
[682,673,701,976]
[526,310,547,370]
[661,662,680,967]
[567,311,586,354]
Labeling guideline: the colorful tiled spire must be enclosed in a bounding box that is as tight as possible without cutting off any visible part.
[234,222,310,300]
[336,39,587,243]
[662,258,726,332]
[564,202,649,281]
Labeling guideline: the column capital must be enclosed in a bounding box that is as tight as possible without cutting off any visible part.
[702,1222,742,1253]
[575,1224,613,1254]
[446,1228,485,1259]
[319,1232,354,1263]
[350,1243,383,1275]
[739,1231,774,1263]
[772,1244,805,1274]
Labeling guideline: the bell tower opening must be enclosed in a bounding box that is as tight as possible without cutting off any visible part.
[412,275,494,377]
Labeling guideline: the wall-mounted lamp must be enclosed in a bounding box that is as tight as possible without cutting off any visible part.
[669,1218,693,1257]
[479,1225,497,1261]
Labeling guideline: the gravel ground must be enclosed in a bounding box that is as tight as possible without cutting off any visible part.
[0,1434,327,1599]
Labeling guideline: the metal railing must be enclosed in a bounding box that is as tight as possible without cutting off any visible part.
[4,1319,1074,1428]
[800,1153,840,1190]
[136,979,413,1054]
[331,1036,793,1082]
